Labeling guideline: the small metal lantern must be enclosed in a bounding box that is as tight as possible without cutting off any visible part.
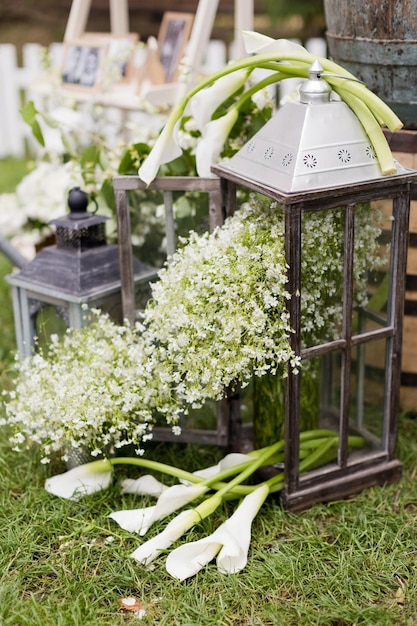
[7,187,156,359]
[212,63,417,511]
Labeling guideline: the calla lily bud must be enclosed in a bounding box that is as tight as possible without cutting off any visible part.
[131,493,223,565]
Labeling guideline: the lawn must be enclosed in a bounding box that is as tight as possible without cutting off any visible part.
[1,158,417,625]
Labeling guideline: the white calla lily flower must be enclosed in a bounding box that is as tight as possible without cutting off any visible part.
[138,119,182,185]
[166,484,269,580]
[44,460,113,500]
[165,526,224,580]
[109,506,156,533]
[242,30,308,55]
[131,493,223,565]
[121,474,168,496]
[195,108,239,178]
[216,484,269,574]
[190,68,249,132]
[131,509,199,565]
[111,483,208,536]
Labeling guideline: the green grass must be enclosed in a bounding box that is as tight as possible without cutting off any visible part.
[2,423,417,625]
[0,156,29,192]
[1,158,417,625]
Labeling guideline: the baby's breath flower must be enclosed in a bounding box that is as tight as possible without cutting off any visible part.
[2,196,384,460]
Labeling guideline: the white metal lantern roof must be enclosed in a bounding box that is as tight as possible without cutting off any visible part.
[217,61,406,193]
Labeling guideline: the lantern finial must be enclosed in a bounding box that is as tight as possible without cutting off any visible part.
[299,60,331,105]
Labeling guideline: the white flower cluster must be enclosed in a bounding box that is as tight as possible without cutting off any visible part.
[2,311,159,462]
[144,197,296,406]
[2,196,385,461]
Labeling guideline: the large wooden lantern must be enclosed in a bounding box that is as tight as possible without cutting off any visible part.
[7,187,155,359]
[212,63,417,511]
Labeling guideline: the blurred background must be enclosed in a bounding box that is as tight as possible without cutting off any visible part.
[0,0,326,56]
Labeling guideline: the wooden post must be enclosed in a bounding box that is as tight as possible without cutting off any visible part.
[177,0,219,98]
[109,0,129,35]
[234,0,254,59]
[64,0,92,41]
[64,0,129,41]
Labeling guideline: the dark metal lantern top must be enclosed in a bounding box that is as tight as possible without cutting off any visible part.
[7,187,125,297]
[49,187,108,253]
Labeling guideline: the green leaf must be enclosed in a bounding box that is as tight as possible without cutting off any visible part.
[100,178,116,211]
[80,145,100,169]
[30,119,45,147]
[118,143,151,175]
[20,101,38,125]
[20,101,45,147]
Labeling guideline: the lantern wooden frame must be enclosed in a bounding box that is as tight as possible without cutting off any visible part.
[113,175,243,446]
[212,164,417,511]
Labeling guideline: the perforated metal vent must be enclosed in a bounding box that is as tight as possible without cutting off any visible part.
[55,223,106,252]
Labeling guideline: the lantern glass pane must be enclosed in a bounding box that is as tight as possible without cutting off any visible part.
[134,281,154,321]
[301,207,345,348]
[96,294,124,324]
[316,352,341,432]
[350,339,386,450]
[353,199,392,336]
[33,301,68,350]
[127,188,210,270]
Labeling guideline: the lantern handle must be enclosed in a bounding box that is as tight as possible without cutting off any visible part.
[90,194,99,214]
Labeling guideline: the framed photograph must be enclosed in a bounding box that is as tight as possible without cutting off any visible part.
[62,39,108,91]
[157,12,194,83]
[84,33,139,83]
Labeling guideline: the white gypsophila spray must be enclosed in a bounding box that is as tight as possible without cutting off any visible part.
[2,196,385,460]
[143,197,296,409]
[2,311,162,463]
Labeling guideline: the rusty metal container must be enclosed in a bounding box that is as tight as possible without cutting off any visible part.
[324,0,417,129]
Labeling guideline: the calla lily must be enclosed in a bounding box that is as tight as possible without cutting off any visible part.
[109,506,156,533]
[191,452,253,480]
[195,107,239,177]
[111,483,208,536]
[138,117,182,185]
[131,493,223,565]
[121,474,168,496]
[190,68,249,132]
[166,484,269,580]
[44,459,113,500]
[241,30,308,55]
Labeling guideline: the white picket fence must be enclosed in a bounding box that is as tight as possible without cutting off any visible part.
[0,37,327,159]
[0,43,62,158]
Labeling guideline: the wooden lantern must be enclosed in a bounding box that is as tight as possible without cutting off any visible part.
[210,66,417,510]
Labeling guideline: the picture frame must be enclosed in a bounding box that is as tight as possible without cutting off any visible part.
[157,12,194,83]
[84,32,139,83]
[61,38,109,92]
